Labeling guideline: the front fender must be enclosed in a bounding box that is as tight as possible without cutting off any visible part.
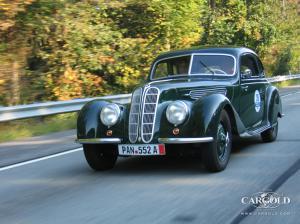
[192,94,232,137]
[158,94,238,139]
[77,100,127,140]
[265,86,282,125]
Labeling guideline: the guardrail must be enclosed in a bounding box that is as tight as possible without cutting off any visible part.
[0,74,299,122]
[0,94,131,122]
[267,74,300,83]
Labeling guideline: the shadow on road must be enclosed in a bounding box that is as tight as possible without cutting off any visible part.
[86,137,265,175]
[232,136,262,153]
[112,156,207,175]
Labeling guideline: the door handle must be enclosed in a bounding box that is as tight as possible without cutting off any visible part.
[241,85,248,91]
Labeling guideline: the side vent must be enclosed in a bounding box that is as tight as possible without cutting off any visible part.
[188,87,227,99]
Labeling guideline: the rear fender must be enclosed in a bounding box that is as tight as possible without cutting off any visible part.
[265,86,282,125]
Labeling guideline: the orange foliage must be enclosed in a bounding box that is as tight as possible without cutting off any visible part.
[0,0,35,31]
[52,66,104,100]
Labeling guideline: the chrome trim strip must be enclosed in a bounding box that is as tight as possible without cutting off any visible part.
[158,137,214,144]
[188,54,194,75]
[76,138,121,144]
[240,81,268,85]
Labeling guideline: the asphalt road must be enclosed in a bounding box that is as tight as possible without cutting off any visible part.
[0,86,299,224]
[0,130,78,167]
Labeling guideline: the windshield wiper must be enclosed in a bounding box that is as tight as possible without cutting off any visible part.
[198,60,215,76]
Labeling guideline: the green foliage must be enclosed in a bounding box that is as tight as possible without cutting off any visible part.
[273,47,292,76]
[114,0,202,49]
[0,0,299,106]
[200,0,277,52]
[20,1,121,100]
[20,0,203,101]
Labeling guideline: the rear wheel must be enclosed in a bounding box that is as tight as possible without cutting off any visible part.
[261,122,278,142]
[202,110,232,172]
[83,144,117,171]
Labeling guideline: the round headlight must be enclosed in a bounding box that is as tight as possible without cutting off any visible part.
[100,103,121,127]
[166,101,188,126]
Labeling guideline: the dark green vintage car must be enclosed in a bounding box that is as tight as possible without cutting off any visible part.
[76,47,283,172]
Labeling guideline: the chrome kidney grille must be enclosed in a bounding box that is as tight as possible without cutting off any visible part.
[141,87,160,143]
[128,87,160,143]
[128,88,142,143]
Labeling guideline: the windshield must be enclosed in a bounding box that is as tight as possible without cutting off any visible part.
[152,54,235,79]
[191,55,235,75]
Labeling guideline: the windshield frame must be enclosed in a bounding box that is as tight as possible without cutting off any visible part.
[150,53,237,80]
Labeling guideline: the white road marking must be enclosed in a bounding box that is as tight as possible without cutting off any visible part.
[0,147,83,172]
[281,91,300,98]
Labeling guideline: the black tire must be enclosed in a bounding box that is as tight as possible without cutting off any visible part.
[261,122,278,142]
[202,110,232,172]
[83,144,117,171]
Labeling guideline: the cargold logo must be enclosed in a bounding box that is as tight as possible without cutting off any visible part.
[241,192,291,209]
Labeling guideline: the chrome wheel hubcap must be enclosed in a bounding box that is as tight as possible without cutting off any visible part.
[217,123,229,161]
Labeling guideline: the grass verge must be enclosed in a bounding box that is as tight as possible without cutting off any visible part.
[273,78,300,88]
[0,113,77,143]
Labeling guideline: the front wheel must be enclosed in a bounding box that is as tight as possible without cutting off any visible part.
[202,110,232,172]
[83,144,117,171]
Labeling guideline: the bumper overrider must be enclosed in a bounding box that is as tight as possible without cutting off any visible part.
[76,137,214,144]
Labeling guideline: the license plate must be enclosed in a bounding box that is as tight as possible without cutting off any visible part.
[118,144,165,156]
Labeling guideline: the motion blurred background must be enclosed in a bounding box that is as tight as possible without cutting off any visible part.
[0,0,299,106]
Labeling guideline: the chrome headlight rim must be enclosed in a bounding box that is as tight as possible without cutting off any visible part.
[166,100,189,126]
[100,103,121,127]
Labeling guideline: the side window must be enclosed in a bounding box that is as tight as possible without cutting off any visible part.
[155,62,169,79]
[256,58,265,77]
[240,54,259,78]
[153,56,190,79]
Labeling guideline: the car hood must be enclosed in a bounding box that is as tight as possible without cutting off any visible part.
[140,77,234,101]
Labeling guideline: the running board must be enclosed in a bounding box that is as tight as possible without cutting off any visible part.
[240,123,272,137]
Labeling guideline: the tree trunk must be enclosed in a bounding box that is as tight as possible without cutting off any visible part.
[11,61,20,105]
[209,0,216,9]
[281,0,286,17]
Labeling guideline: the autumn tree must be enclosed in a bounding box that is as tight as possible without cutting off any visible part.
[0,0,299,105]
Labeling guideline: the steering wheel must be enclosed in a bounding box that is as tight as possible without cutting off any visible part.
[210,68,227,75]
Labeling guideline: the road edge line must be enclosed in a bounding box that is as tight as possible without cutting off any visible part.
[281,91,300,98]
[0,147,83,172]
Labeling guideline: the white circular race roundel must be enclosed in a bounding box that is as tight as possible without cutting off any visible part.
[254,90,261,112]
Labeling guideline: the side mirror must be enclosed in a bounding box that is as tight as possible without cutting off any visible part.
[241,68,252,79]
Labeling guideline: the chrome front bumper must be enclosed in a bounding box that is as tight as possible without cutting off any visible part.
[76,138,122,144]
[76,137,213,144]
[158,137,214,144]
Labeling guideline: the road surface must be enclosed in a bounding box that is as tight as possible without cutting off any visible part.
[0,86,299,224]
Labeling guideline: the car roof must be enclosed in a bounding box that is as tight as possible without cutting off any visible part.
[155,46,257,60]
